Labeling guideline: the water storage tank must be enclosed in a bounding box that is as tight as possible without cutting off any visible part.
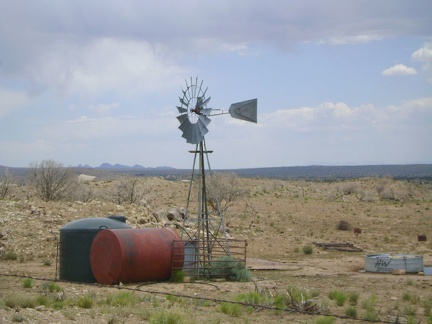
[90,228,184,285]
[59,216,131,282]
[364,254,424,273]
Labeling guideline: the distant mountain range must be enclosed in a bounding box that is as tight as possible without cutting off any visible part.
[76,163,175,170]
[2,164,432,181]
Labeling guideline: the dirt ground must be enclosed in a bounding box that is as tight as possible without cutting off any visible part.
[0,176,431,323]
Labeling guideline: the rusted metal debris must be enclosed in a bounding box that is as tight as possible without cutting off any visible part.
[313,242,363,252]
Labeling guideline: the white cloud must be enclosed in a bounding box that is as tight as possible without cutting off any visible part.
[320,34,385,45]
[27,38,188,96]
[382,64,417,76]
[88,103,119,115]
[259,98,432,132]
[412,42,432,65]
[214,98,432,167]
[42,112,178,143]
[0,88,29,118]
[0,140,56,167]
[412,41,432,83]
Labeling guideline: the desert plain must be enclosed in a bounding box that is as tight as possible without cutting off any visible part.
[0,174,431,323]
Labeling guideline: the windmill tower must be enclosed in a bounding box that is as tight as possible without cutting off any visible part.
[175,77,257,276]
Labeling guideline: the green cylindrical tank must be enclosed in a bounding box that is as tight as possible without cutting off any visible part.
[59,216,131,282]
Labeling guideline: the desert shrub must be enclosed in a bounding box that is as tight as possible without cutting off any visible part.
[336,220,352,231]
[42,281,62,293]
[348,291,359,306]
[236,291,263,305]
[19,297,36,308]
[315,316,335,324]
[0,168,13,199]
[104,291,139,307]
[303,245,313,255]
[77,295,94,309]
[70,182,95,202]
[5,295,36,309]
[171,270,186,283]
[206,172,247,225]
[402,292,420,304]
[4,296,18,308]
[423,296,432,316]
[107,176,150,205]
[283,287,322,313]
[35,295,49,306]
[362,310,379,321]
[22,278,33,288]
[220,302,242,317]
[28,159,76,201]
[3,249,17,260]
[52,301,64,309]
[358,190,376,202]
[149,309,187,324]
[361,294,378,320]
[328,290,347,306]
[42,258,52,266]
[345,306,357,318]
[403,305,417,317]
[337,182,358,195]
[209,256,252,282]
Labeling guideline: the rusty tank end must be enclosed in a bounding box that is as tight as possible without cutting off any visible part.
[90,228,184,285]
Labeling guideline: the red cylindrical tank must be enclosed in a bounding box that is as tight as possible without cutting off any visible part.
[90,228,184,285]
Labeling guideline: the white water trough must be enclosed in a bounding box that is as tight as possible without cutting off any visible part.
[364,254,424,273]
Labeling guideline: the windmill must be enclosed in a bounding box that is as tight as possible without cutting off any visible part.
[176,77,257,277]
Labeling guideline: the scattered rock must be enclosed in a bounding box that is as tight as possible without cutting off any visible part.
[77,174,96,183]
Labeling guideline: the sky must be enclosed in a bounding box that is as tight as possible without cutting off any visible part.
[1,1,431,169]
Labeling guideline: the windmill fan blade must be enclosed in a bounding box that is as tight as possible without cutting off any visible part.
[201,96,211,106]
[179,97,188,106]
[181,123,194,142]
[197,118,209,136]
[188,124,199,144]
[178,117,191,132]
[177,106,187,114]
[177,114,188,125]
[229,99,257,123]
[198,114,211,127]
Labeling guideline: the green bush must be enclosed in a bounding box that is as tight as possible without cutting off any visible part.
[345,306,357,318]
[43,281,62,293]
[22,278,33,288]
[328,290,347,306]
[77,295,94,309]
[149,309,187,324]
[104,291,140,307]
[362,310,379,321]
[171,270,186,283]
[423,296,432,316]
[220,302,242,317]
[303,245,313,255]
[35,295,49,306]
[209,256,252,282]
[315,316,335,324]
[19,298,36,309]
[4,296,18,308]
[3,249,17,260]
[348,291,359,306]
[42,258,52,266]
